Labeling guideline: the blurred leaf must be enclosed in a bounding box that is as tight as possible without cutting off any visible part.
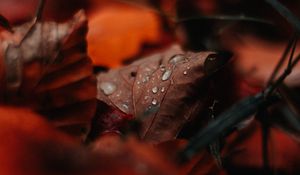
[0,11,97,141]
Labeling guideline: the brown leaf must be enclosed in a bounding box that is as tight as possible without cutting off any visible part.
[96,44,230,143]
[0,10,97,142]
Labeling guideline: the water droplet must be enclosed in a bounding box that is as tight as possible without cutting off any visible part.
[160,65,166,72]
[162,70,172,81]
[183,71,188,75]
[151,98,158,105]
[187,66,190,70]
[161,87,165,93]
[99,82,117,95]
[121,104,129,112]
[169,54,186,65]
[208,57,216,61]
[142,76,150,83]
[144,96,150,100]
[144,105,160,116]
[145,67,151,72]
[152,87,158,94]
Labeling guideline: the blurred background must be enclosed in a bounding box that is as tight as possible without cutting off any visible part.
[0,1,300,175]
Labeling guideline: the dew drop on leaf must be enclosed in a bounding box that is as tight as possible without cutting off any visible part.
[169,54,186,65]
[121,103,129,113]
[99,82,117,95]
[160,65,166,72]
[162,70,172,81]
[151,98,158,105]
[208,57,216,61]
[152,86,158,94]
[142,76,150,83]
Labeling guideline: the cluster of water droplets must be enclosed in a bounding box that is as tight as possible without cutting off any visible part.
[146,54,193,110]
[99,53,193,115]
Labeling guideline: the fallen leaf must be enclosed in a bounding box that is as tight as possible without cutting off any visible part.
[96,44,231,143]
[0,10,97,142]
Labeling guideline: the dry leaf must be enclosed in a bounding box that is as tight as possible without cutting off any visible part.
[0,10,97,141]
[96,44,230,143]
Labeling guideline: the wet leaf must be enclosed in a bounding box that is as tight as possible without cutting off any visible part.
[96,44,231,143]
